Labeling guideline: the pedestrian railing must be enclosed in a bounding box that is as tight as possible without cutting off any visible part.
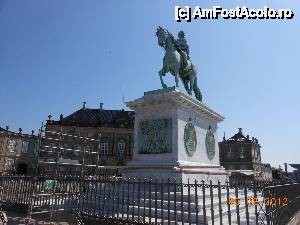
[0,175,298,225]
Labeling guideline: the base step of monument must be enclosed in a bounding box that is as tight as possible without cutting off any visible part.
[79,189,264,225]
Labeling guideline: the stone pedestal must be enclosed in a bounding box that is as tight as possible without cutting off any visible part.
[122,87,229,184]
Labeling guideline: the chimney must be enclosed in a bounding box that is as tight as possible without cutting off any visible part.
[5,125,9,131]
[238,128,242,134]
[82,101,87,110]
[31,130,35,135]
[223,132,226,141]
[60,114,64,121]
[19,128,22,134]
[100,102,103,110]
[252,137,255,142]
[246,135,249,139]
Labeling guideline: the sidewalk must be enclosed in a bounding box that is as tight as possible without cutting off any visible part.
[1,210,72,225]
[287,210,300,225]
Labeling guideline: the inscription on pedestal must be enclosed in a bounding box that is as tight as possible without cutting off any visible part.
[138,118,172,154]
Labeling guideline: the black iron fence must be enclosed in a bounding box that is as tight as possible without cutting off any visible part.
[0,175,299,225]
[263,183,300,225]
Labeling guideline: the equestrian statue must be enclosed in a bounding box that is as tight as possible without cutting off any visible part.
[155,26,202,102]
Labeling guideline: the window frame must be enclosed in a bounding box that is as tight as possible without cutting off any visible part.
[117,140,126,158]
[4,159,14,170]
[240,147,246,159]
[9,139,17,153]
[21,141,29,153]
[227,147,234,159]
[100,141,109,157]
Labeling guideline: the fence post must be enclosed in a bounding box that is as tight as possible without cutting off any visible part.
[195,179,199,225]
[209,180,214,225]
[235,185,240,225]
[217,180,223,225]
[202,180,207,225]
[226,181,232,225]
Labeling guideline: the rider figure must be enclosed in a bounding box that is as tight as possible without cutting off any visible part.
[177,31,190,71]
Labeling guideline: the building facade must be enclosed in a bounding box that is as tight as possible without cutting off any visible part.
[0,127,38,175]
[39,103,134,175]
[287,164,300,182]
[219,128,272,185]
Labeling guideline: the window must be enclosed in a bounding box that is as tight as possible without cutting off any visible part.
[32,141,38,154]
[228,147,234,159]
[4,159,14,170]
[240,147,246,159]
[0,137,4,151]
[257,151,261,162]
[240,165,248,170]
[74,144,81,155]
[47,143,55,152]
[227,165,235,170]
[101,142,108,157]
[117,140,125,158]
[66,130,74,135]
[22,141,29,153]
[79,132,87,137]
[85,145,93,153]
[8,139,17,153]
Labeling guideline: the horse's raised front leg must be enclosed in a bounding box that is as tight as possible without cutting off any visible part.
[159,68,167,89]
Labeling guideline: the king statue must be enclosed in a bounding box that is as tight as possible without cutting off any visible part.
[156,27,202,102]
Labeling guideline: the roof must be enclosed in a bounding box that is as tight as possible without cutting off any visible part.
[221,128,259,145]
[289,164,300,170]
[47,108,135,129]
[0,127,38,139]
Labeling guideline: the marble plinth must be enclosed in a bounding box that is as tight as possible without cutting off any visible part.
[122,87,229,184]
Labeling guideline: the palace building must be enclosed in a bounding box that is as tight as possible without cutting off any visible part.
[219,128,272,185]
[0,127,38,175]
[39,102,134,175]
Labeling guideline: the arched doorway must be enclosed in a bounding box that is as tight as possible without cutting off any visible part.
[17,163,28,175]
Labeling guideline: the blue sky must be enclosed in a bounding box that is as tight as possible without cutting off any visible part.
[0,0,299,169]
